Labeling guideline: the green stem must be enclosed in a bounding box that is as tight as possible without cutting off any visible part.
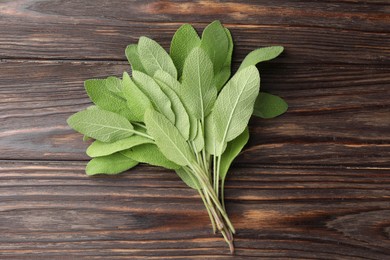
[190,163,236,234]
[131,129,153,140]
[185,167,217,233]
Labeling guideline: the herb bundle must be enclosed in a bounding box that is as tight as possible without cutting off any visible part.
[67,21,287,253]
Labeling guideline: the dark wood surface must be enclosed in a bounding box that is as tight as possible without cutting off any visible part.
[1,0,389,259]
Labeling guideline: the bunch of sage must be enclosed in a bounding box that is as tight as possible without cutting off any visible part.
[67,21,287,253]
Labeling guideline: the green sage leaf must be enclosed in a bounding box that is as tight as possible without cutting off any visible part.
[155,74,190,140]
[200,20,229,74]
[175,168,199,190]
[67,109,134,143]
[219,128,249,181]
[138,36,177,79]
[125,44,146,73]
[182,47,217,119]
[86,153,138,175]
[154,70,198,140]
[210,66,260,155]
[253,92,288,119]
[122,71,152,122]
[144,109,195,166]
[132,70,176,124]
[215,28,233,91]
[84,78,134,121]
[170,24,200,78]
[122,143,180,170]
[238,46,284,72]
[86,134,153,157]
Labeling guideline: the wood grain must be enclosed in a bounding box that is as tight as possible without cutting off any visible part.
[1,0,389,258]
[1,60,389,166]
[1,161,389,259]
[0,0,389,63]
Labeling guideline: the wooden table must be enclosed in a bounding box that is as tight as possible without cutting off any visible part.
[1,1,389,259]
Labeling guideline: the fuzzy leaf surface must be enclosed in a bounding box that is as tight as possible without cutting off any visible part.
[67,109,134,143]
[86,153,138,176]
[155,75,190,140]
[215,28,233,91]
[210,66,260,155]
[238,46,284,72]
[253,92,288,119]
[86,135,153,157]
[122,72,152,122]
[200,20,229,74]
[84,79,133,120]
[138,36,177,79]
[170,24,200,78]
[144,109,195,166]
[125,44,146,73]
[122,144,180,170]
[182,47,217,119]
[154,70,198,140]
[219,128,249,181]
[132,70,175,123]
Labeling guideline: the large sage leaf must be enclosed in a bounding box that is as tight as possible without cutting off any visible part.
[132,70,175,124]
[67,109,134,142]
[215,28,233,91]
[86,134,153,157]
[86,153,138,176]
[154,70,198,140]
[238,46,284,72]
[175,168,199,189]
[138,36,177,79]
[170,24,200,78]
[253,92,288,119]
[209,66,260,155]
[200,20,229,74]
[155,76,190,140]
[84,78,134,121]
[182,47,217,119]
[219,128,249,181]
[122,71,152,122]
[125,44,146,73]
[144,109,195,166]
[122,144,180,170]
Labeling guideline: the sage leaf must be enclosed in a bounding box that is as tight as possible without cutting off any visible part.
[154,70,198,140]
[125,44,146,73]
[155,74,190,140]
[219,128,249,181]
[215,28,233,91]
[121,143,180,170]
[200,20,229,74]
[86,153,138,175]
[192,121,204,152]
[144,109,195,166]
[210,65,260,155]
[170,24,201,78]
[253,92,288,119]
[84,78,133,121]
[182,47,217,119]
[86,134,153,157]
[138,36,177,79]
[106,76,123,96]
[67,109,134,143]
[238,46,284,72]
[122,71,152,122]
[132,70,176,123]
[175,168,199,189]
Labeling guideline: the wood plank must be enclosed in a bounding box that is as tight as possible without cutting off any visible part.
[1,60,389,166]
[0,161,389,259]
[0,1,389,63]
[18,0,390,32]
